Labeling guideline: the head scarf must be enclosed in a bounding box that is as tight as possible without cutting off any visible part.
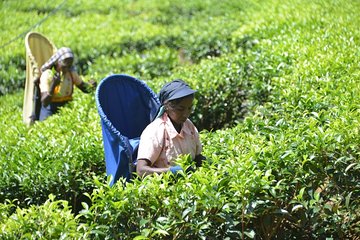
[40,47,75,72]
[155,79,196,118]
[158,79,196,104]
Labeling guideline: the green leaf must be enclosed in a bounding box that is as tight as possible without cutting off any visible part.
[182,208,192,219]
[274,209,289,215]
[134,236,149,240]
[269,188,277,197]
[156,217,168,222]
[291,204,303,212]
[345,162,358,173]
[153,229,169,236]
[244,230,255,238]
[345,192,352,208]
[298,187,306,201]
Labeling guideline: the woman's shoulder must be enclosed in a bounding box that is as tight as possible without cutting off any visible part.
[40,69,54,79]
[183,119,199,134]
[143,118,165,132]
[184,118,196,128]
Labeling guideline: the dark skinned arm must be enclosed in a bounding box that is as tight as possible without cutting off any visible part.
[136,159,171,177]
[77,79,97,93]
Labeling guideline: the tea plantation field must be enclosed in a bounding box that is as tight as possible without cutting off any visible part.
[0,0,359,239]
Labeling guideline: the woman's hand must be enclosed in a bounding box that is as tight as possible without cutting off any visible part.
[195,154,206,167]
[88,79,97,89]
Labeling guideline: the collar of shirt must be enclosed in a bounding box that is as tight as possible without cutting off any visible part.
[162,113,192,139]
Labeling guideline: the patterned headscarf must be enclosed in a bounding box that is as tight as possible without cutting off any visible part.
[40,47,75,72]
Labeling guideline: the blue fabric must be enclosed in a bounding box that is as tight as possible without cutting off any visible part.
[39,101,68,121]
[155,106,165,119]
[170,165,183,174]
[95,74,160,185]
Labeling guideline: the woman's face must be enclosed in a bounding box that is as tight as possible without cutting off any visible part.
[166,95,194,126]
[57,58,73,71]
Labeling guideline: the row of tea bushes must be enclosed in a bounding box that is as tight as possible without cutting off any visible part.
[0,8,269,209]
[0,0,253,95]
[87,46,180,80]
[0,91,104,213]
[1,114,358,238]
[1,0,359,238]
[1,77,358,239]
[77,86,359,239]
[170,43,290,131]
[91,37,287,131]
[0,42,283,212]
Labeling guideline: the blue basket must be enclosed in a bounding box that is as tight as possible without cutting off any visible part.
[95,74,160,185]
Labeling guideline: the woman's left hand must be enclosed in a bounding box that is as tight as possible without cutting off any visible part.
[89,79,97,88]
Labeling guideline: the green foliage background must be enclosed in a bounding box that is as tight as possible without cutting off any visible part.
[0,0,359,239]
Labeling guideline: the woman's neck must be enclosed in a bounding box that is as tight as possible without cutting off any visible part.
[170,118,182,133]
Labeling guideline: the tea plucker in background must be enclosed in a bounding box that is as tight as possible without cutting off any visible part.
[39,47,96,121]
[136,79,206,177]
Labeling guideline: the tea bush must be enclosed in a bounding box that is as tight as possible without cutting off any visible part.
[88,46,180,80]
[0,195,89,239]
[174,45,290,131]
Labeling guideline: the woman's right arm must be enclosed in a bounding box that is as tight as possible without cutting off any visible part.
[40,70,60,107]
[136,159,170,177]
